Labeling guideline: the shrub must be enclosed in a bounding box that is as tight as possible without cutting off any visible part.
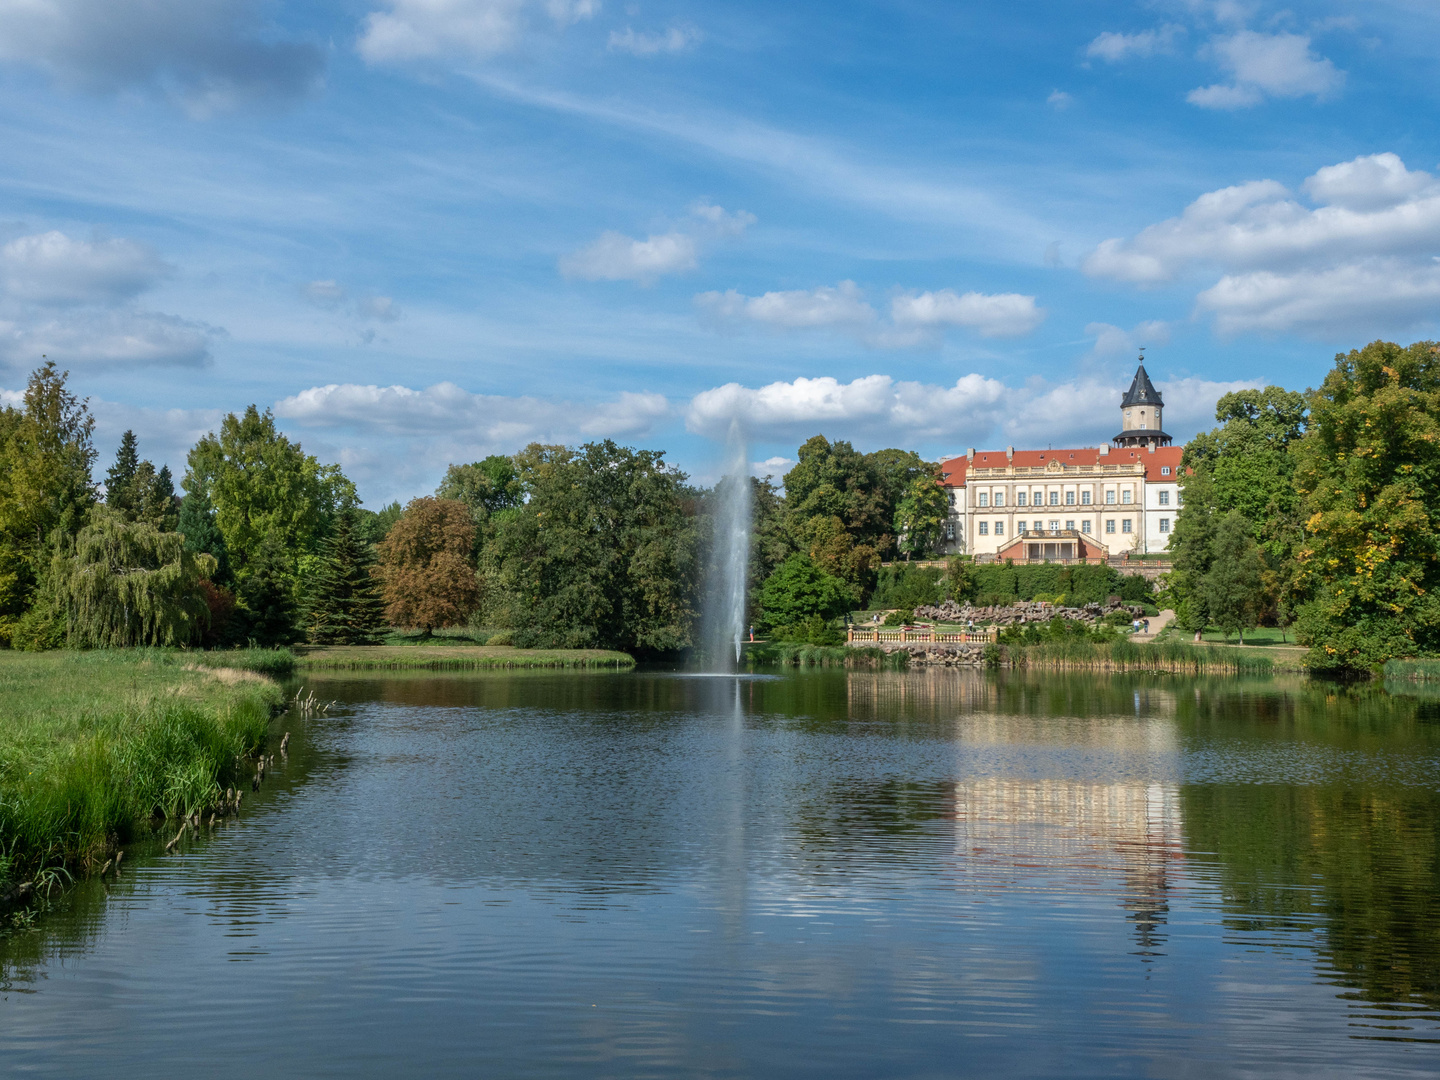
[883,608,915,626]
[486,630,513,646]
[773,615,844,646]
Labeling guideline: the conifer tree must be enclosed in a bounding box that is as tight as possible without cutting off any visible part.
[105,430,140,514]
[178,490,231,585]
[302,509,386,644]
[237,530,297,645]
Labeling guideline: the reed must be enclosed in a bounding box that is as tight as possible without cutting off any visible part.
[746,643,907,669]
[1007,638,1279,674]
[0,650,283,894]
[1382,658,1440,682]
[295,645,636,670]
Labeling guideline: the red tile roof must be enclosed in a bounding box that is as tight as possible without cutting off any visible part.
[939,445,1184,485]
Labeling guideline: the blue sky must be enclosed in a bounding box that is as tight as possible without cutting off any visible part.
[0,0,1436,504]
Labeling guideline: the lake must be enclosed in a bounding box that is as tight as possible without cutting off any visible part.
[3,668,1438,1078]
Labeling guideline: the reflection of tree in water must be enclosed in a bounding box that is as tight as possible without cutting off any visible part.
[1186,783,1440,1029]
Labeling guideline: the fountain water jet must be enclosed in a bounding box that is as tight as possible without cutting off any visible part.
[701,422,753,672]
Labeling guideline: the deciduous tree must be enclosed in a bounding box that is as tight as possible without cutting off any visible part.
[756,553,853,632]
[377,497,479,633]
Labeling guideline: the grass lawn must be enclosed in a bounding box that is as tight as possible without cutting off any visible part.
[295,645,635,669]
[1196,627,1300,647]
[0,649,287,892]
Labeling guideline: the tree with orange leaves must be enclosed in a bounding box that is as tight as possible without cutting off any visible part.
[375,496,479,633]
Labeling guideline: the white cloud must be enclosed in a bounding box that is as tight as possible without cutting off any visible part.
[1046,89,1073,110]
[608,26,698,56]
[1085,25,1182,62]
[891,289,1045,338]
[303,280,402,323]
[560,202,753,284]
[0,229,210,369]
[752,455,792,479]
[0,231,168,306]
[0,0,322,114]
[1083,152,1440,335]
[274,381,670,441]
[357,295,400,322]
[358,0,595,63]
[1188,31,1343,109]
[560,230,698,284]
[698,282,1044,346]
[0,310,211,369]
[303,279,346,308]
[684,371,1255,449]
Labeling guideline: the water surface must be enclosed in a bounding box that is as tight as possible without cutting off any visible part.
[3,669,1438,1078]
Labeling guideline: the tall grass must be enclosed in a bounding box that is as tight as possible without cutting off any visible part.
[295,645,635,670]
[1008,638,1278,674]
[0,651,282,891]
[745,643,908,669]
[1383,658,1440,682]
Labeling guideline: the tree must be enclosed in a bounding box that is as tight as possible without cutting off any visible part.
[1291,340,1440,671]
[0,362,97,641]
[783,436,890,549]
[799,513,879,601]
[1203,511,1266,643]
[376,497,479,633]
[437,456,524,517]
[47,507,214,648]
[183,405,356,582]
[489,441,698,653]
[893,470,950,559]
[177,490,231,585]
[302,509,386,645]
[756,553,853,632]
[236,530,298,646]
[104,430,140,512]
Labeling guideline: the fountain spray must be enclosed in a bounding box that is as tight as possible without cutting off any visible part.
[702,422,753,672]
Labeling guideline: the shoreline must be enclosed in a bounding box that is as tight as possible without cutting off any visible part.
[294,645,636,670]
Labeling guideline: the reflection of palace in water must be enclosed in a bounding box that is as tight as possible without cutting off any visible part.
[847,671,1185,956]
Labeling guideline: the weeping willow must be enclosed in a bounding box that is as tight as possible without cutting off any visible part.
[51,508,216,648]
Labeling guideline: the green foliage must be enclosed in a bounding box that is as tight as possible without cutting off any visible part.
[1202,510,1266,643]
[489,441,698,654]
[756,553,852,632]
[48,508,214,648]
[301,509,386,645]
[235,531,298,646]
[772,614,845,645]
[177,490,230,585]
[998,616,1120,646]
[961,563,1136,605]
[104,431,177,529]
[1290,340,1440,672]
[871,564,945,609]
[183,405,356,585]
[0,362,97,628]
[355,501,403,546]
[945,557,975,602]
[892,470,950,558]
[882,608,915,626]
[437,456,524,517]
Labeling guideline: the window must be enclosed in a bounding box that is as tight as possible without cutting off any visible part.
[1159,490,1170,506]
[1017,491,1027,506]
[1033,490,1042,505]
[1106,519,1116,534]
[979,521,988,535]
[1122,490,1133,504]
[949,490,957,505]
[1081,491,1092,505]
[1159,518,1170,533]
[1178,492,1184,506]
[1105,490,1116,505]
[1081,520,1091,534]
[945,523,954,539]
[1018,521,1028,533]
[1049,520,1060,532]
[1065,520,1075,531]
[995,492,1005,507]
[1049,491,1059,506]
[978,492,988,507]
[1122,519,1132,533]
[1065,491,1075,505]
[995,521,1004,536]
[1161,466,1171,476]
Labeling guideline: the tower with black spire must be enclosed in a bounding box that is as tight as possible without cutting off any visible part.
[1113,358,1172,450]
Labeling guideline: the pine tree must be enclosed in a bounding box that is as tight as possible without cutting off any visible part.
[302,509,386,644]
[178,490,231,585]
[237,530,296,646]
[105,430,140,514]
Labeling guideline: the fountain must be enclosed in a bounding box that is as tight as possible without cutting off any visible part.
[701,422,753,672]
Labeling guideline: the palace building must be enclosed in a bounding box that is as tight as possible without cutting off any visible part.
[940,362,1183,562]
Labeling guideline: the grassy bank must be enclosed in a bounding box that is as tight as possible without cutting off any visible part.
[1005,638,1281,674]
[0,649,286,897]
[295,645,635,670]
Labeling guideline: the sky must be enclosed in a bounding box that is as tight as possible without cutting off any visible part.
[0,0,1436,505]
